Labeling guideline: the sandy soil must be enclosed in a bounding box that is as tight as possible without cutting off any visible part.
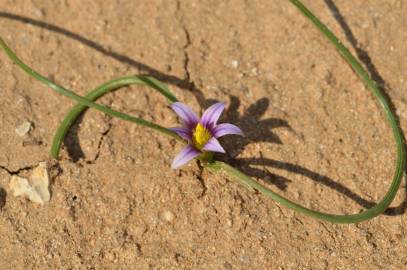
[1,0,407,269]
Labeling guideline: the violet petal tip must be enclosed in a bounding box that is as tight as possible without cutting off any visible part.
[212,123,244,138]
[171,102,199,127]
[171,145,200,169]
[202,137,226,153]
[201,102,225,128]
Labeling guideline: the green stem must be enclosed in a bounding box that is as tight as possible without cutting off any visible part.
[0,37,181,148]
[289,0,405,221]
[50,75,180,158]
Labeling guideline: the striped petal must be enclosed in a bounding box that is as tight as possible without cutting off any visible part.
[212,123,244,138]
[169,127,192,140]
[202,137,225,153]
[171,145,200,169]
[171,102,199,128]
[201,102,225,129]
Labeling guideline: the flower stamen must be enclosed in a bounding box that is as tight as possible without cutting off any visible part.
[192,123,211,150]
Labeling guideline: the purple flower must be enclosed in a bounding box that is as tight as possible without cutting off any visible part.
[169,102,244,169]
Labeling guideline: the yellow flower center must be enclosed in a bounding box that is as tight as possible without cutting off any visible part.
[192,123,211,150]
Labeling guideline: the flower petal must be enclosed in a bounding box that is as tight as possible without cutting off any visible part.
[171,145,200,169]
[202,137,225,153]
[212,123,244,138]
[171,102,199,127]
[169,127,192,140]
[201,102,225,129]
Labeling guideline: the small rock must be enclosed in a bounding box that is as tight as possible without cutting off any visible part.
[104,251,115,261]
[32,7,45,18]
[15,121,32,136]
[225,218,232,227]
[231,60,239,68]
[9,162,50,205]
[161,210,175,223]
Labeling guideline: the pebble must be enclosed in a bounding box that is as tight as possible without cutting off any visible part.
[9,162,50,205]
[15,121,32,136]
[161,210,175,223]
[104,251,115,261]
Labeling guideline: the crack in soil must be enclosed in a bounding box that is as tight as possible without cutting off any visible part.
[196,162,207,198]
[174,0,209,110]
[176,0,193,82]
[181,26,192,81]
[85,121,112,164]
[0,163,37,176]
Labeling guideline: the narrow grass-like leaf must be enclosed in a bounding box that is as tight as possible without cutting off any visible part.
[205,0,406,223]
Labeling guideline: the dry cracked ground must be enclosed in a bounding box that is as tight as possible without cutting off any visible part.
[1,0,407,269]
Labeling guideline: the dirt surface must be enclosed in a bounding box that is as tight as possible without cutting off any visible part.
[1,0,407,269]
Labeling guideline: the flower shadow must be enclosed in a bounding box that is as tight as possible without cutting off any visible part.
[222,95,290,152]
[215,95,292,190]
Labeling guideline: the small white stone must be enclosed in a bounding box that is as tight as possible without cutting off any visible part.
[9,162,50,205]
[15,121,32,136]
[33,7,45,18]
[226,218,232,227]
[231,60,239,68]
[161,210,175,222]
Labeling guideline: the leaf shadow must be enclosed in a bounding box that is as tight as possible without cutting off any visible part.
[63,114,86,162]
[0,187,6,210]
[224,156,407,216]
[323,0,407,216]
